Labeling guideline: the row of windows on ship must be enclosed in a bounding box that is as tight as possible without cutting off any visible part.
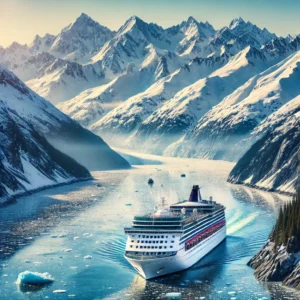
[131,235,176,239]
[130,245,174,249]
[126,251,177,257]
[130,240,175,244]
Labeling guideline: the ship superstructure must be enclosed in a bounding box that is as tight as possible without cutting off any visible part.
[124,185,226,279]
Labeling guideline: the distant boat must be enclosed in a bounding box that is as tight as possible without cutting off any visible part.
[181,174,186,178]
[148,178,154,184]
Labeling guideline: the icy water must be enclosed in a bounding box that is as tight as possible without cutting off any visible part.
[1,154,300,300]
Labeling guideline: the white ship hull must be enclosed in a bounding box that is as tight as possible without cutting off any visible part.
[125,226,226,279]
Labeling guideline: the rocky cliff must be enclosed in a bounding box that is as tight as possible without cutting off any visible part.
[248,239,300,290]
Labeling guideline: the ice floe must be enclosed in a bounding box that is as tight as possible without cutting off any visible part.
[165,292,182,299]
[16,271,54,285]
[53,289,67,293]
[64,248,73,252]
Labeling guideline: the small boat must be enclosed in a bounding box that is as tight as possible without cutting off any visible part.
[148,178,154,184]
[181,174,186,178]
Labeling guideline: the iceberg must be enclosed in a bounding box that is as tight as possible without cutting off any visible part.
[17,271,54,285]
[53,289,67,293]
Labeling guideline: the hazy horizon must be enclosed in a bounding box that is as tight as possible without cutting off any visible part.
[1,0,300,47]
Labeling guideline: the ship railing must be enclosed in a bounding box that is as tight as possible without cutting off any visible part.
[182,213,204,225]
[134,215,183,221]
[124,228,184,234]
[125,251,177,260]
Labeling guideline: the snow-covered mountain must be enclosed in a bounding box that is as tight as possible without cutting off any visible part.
[30,33,56,54]
[178,17,277,60]
[0,42,32,71]
[1,14,299,171]
[0,14,286,107]
[0,68,130,171]
[228,96,300,194]
[9,52,57,82]
[92,42,298,153]
[26,57,105,104]
[0,99,91,205]
[59,51,230,128]
[165,50,300,160]
[0,14,114,103]
[91,15,186,81]
[125,46,279,153]
[49,13,115,63]
[166,16,216,59]
[89,51,233,140]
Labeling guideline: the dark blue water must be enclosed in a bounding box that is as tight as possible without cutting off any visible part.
[0,157,299,300]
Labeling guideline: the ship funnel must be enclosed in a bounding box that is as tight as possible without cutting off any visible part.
[189,185,202,202]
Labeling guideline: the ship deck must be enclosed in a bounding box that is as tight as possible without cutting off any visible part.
[133,212,204,226]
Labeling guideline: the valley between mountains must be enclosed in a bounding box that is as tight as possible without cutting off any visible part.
[0,13,299,202]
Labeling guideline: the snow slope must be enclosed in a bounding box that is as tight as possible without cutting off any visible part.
[49,13,115,63]
[1,15,299,166]
[30,34,56,54]
[92,43,296,153]
[0,93,91,204]
[59,51,230,128]
[228,96,300,194]
[0,68,130,171]
[165,50,300,161]
[0,105,90,204]
[127,46,277,153]
[0,15,288,108]
[26,58,105,104]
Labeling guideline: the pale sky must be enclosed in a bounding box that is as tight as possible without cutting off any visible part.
[1,0,299,47]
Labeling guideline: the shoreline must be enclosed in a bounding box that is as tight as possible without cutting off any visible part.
[227,180,295,197]
[0,176,93,208]
[248,241,300,291]
[0,171,126,262]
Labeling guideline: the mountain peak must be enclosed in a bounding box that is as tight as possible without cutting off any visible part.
[70,12,100,29]
[128,15,142,22]
[187,16,198,24]
[6,41,28,51]
[33,34,41,40]
[229,17,246,29]
[77,12,92,22]
[125,15,145,27]
[285,34,295,42]
[0,67,31,96]
[118,15,148,36]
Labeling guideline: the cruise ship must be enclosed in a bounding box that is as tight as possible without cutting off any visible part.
[124,185,226,279]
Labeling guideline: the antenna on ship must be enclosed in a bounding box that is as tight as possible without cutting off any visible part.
[198,186,203,201]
